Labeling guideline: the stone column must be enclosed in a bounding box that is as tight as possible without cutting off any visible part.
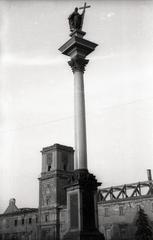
[68,58,89,170]
[59,31,104,240]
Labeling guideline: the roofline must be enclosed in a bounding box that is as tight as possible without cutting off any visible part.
[0,208,38,217]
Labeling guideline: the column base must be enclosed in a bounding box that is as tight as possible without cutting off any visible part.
[63,169,105,240]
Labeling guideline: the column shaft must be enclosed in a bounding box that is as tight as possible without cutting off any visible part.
[74,70,87,170]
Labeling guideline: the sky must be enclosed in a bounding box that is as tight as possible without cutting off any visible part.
[0,0,153,213]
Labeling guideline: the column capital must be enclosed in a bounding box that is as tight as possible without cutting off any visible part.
[68,57,89,73]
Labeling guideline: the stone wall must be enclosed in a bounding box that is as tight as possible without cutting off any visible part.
[98,196,153,240]
[1,196,153,240]
[0,211,38,240]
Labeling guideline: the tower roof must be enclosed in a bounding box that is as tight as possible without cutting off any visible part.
[41,143,74,153]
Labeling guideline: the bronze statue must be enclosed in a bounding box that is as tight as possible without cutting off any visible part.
[68,7,82,32]
[68,3,91,32]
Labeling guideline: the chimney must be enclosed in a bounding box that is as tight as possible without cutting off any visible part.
[147,169,152,181]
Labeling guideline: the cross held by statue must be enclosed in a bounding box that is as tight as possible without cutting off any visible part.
[79,3,91,31]
[79,2,91,12]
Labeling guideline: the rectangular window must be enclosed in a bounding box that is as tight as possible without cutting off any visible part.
[29,218,32,224]
[104,207,109,217]
[47,153,52,171]
[46,197,50,205]
[6,219,9,228]
[119,206,124,216]
[106,228,111,240]
[119,225,128,240]
[22,219,24,225]
[48,165,51,171]
[14,220,17,226]
[45,214,49,222]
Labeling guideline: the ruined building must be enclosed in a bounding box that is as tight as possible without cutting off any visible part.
[0,144,153,240]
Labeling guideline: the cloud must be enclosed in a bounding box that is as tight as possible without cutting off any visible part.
[89,50,134,62]
[0,54,65,66]
[0,3,9,57]
[0,51,130,67]
[107,12,115,18]
[100,12,115,21]
[89,53,116,61]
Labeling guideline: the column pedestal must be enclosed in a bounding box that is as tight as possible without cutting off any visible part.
[63,169,105,240]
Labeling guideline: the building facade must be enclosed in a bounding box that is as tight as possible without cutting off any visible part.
[0,144,153,240]
[0,199,38,240]
[98,183,153,240]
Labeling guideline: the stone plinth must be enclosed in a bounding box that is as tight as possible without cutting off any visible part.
[63,170,105,240]
[59,31,97,59]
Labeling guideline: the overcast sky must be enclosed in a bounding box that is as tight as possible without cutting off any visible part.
[0,0,153,213]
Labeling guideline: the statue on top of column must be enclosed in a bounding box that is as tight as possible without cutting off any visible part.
[68,3,91,32]
[68,7,82,32]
